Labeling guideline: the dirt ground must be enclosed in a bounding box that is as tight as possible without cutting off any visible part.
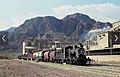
[0,60,120,77]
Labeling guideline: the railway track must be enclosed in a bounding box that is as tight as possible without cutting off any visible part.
[36,61,120,77]
[0,60,120,77]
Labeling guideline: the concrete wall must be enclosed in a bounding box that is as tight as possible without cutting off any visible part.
[89,32,109,50]
[97,32,109,49]
[87,55,120,62]
[112,21,120,29]
[113,45,120,48]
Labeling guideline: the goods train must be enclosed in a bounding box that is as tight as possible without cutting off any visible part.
[18,43,91,65]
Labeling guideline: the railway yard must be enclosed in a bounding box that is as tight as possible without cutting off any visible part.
[0,60,120,77]
[0,21,120,77]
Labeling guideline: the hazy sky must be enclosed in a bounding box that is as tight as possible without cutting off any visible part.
[0,0,120,31]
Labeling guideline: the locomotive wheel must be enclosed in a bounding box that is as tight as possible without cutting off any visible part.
[77,58,87,65]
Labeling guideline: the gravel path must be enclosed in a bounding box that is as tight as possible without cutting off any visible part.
[0,60,120,77]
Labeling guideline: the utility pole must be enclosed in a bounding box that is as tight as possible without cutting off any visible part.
[110,38,113,55]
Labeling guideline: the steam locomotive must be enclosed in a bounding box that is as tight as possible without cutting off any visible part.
[32,43,91,65]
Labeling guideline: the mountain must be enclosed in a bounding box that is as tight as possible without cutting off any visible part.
[1,13,112,50]
[6,27,16,33]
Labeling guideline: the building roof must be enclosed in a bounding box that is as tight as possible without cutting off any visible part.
[108,21,120,31]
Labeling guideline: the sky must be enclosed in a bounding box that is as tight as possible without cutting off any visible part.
[0,0,120,31]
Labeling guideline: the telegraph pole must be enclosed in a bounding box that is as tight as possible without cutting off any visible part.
[110,37,113,55]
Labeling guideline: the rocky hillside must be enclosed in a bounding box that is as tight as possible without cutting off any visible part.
[1,13,112,50]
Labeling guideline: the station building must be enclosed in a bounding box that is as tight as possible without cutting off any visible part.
[85,21,120,62]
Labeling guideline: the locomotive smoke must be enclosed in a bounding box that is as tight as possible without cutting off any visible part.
[85,26,110,41]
